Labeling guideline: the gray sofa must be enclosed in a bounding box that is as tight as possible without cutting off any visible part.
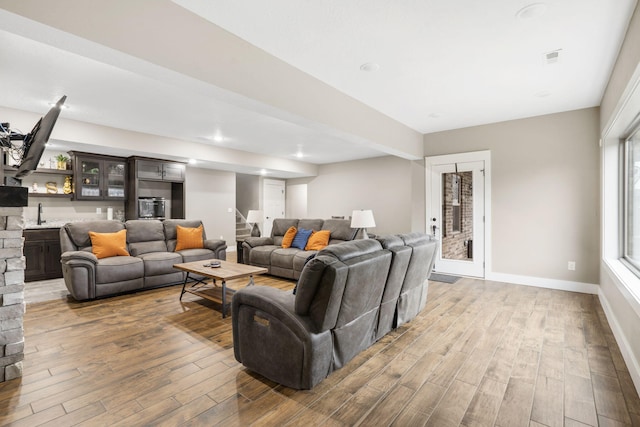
[232,232,437,389]
[60,219,227,301]
[241,218,357,279]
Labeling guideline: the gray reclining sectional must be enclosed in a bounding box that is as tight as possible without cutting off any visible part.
[241,218,357,279]
[60,219,227,301]
[232,232,437,389]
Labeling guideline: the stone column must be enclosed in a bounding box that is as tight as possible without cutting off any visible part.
[0,186,28,382]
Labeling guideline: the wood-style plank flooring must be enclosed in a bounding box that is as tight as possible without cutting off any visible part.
[4,266,640,426]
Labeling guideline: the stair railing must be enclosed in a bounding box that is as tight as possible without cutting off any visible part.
[235,209,253,234]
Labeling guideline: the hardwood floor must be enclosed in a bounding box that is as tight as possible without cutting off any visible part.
[5,270,640,426]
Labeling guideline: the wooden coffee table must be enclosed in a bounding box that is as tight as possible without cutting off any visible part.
[175,259,267,318]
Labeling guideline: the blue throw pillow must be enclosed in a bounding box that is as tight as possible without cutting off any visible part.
[291,228,313,250]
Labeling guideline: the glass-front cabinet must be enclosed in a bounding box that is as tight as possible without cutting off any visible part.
[71,152,126,201]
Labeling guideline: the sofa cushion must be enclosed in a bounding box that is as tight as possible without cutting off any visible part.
[271,219,299,246]
[298,219,324,231]
[125,220,168,256]
[95,256,144,284]
[164,219,206,251]
[294,255,348,331]
[322,219,357,243]
[291,228,313,250]
[305,230,330,251]
[177,248,216,264]
[89,229,130,259]
[175,224,204,251]
[249,245,280,268]
[271,248,299,270]
[137,251,183,277]
[64,220,125,250]
[281,226,297,248]
[271,219,299,237]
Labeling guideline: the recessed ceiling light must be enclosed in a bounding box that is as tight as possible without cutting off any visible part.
[360,62,380,72]
[295,152,304,159]
[188,159,197,164]
[49,102,68,109]
[259,169,268,175]
[516,3,547,20]
[212,135,224,143]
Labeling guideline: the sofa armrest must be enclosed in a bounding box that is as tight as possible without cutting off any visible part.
[61,250,98,264]
[243,236,273,248]
[203,239,227,260]
[231,286,332,389]
[60,251,98,300]
[204,239,226,251]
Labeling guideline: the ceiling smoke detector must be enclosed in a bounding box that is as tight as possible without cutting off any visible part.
[544,49,562,65]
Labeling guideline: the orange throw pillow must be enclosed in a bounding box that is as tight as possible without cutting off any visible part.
[175,224,204,251]
[305,230,331,251]
[281,226,297,248]
[89,229,130,259]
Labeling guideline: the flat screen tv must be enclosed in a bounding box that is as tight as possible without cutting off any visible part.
[14,95,67,178]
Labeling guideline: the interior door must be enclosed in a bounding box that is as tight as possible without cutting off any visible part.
[262,179,285,237]
[427,159,485,278]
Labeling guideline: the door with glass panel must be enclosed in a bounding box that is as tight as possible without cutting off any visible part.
[427,156,486,278]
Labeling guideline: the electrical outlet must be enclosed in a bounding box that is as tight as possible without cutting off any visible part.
[220,235,224,240]
[96,207,102,214]
[568,261,576,271]
[227,208,233,213]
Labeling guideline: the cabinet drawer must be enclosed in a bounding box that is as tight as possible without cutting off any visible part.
[24,228,60,241]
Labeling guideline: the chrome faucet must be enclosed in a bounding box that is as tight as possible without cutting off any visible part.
[37,203,45,225]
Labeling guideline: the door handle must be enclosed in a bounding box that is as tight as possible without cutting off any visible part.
[431,218,439,236]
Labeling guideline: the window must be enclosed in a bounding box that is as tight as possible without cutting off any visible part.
[624,126,640,272]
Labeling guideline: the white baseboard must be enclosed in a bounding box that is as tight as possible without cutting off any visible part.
[598,287,640,398]
[485,272,599,294]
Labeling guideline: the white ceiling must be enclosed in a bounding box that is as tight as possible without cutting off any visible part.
[0,0,636,176]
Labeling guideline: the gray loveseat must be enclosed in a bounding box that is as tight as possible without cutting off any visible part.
[232,232,437,389]
[60,219,227,301]
[241,218,357,279]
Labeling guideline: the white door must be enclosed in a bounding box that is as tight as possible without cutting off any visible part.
[262,179,285,237]
[426,152,489,278]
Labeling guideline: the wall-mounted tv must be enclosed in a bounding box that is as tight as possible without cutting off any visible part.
[13,95,67,178]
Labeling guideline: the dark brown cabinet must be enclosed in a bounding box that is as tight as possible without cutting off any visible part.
[71,152,126,201]
[136,159,185,182]
[24,228,62,282]
[125,157,186,220]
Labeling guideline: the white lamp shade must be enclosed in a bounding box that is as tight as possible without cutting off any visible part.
[246,210,263,223]
[350,210,376,228]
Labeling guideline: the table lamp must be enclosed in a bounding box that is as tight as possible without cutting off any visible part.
[351,209,376,239]
[246,210,263,237]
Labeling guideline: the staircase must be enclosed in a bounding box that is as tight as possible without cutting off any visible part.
[236,210,252,242]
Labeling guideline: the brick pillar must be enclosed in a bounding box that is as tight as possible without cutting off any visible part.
[0,186,28,383]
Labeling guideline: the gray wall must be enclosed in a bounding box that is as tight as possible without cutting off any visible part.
[599,2,640,395]
[291,156,425,235]
[236,173,260,218]
[185,167,236,248]
[424,107,600,284]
